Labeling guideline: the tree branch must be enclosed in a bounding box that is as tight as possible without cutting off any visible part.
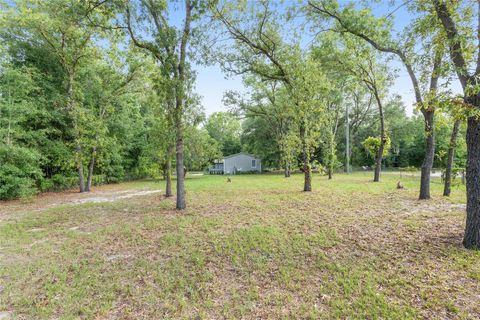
[432,0,472,89]
[308,0,423,105]
[125,5,165,65]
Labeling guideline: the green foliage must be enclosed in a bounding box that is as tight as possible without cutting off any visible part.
[362,136,391,159]
[184,127,222,171]
[0,145,42,199]
[40,174,78,192]
[205,112,242,157]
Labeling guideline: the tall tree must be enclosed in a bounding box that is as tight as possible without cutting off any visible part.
[213,1,329,191]
[315,34,393,181]
[308,0,446,198]
[431,0,480,248]
[116,0,202,209]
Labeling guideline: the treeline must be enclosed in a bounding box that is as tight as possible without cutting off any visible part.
[0,0,222,200]
[0,43,221,199]
[242,96,467,173]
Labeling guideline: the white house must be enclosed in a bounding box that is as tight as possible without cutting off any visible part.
[209,152,262,174]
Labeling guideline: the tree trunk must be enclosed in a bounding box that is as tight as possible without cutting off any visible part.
[284,160,290,177]
[431,0,480,249]
[373,144,383,182]
[419,110,435,199]
[327,132,335,180]
[300,124,311,191]
[444,119,461,197]
[165,169,172,197]
[165,144,173,197]
[76,145,85,193]
[175,126,186,209]
[463,114,480,249]
[86,147,96,192]
[372,90,385,183]
[173,0,191,210]
[174,92,186,208]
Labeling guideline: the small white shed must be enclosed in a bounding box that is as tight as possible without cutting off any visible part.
[223,152,262,174]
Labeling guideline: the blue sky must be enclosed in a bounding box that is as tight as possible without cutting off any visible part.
[189,1,462,116]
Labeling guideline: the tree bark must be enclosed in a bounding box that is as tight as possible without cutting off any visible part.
[165,143,174,197]
[328,132,335,180]
[300,124,312,191]
[373,144,383,182]
[174,0,192,210]
[419,50,441,200]
[429,0,480,248]
[463,112,480,249]
[76,145,85,193]
[444,119,461,197]
[419,110,435,199]
[165,143,173,197]
[284,160,290,177]
[372,90,385,182]
[86,146,96,192]
[175,124,186,209]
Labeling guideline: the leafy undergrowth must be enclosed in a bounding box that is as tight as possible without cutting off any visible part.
[0,173,478,319]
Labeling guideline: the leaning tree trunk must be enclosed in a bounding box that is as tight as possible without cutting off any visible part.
[419,109,435,199]
[86,146,96,192]
[463,113,480,249]
[300,124,312,191]
[444,119,461,197]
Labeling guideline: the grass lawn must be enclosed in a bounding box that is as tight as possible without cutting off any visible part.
[1,172,479,319]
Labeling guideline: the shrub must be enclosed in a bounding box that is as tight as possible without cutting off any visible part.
[0,145,42,200]
[40,174,78,192]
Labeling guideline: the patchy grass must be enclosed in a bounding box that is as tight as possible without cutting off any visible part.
[0,172,478,319]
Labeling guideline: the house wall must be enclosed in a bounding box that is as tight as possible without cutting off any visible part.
[224,154,261,174]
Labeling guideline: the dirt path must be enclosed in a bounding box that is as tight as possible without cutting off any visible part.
[0,186,162,219]
[69,189,162,204]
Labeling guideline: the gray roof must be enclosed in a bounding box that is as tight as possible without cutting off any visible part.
[223,152,260,160]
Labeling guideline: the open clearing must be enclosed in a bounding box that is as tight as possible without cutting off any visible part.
[1,173,479,319]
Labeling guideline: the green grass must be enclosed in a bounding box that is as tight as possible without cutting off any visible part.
[0,172,478,319]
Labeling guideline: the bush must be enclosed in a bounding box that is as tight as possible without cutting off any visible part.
[0,145,42,200]
[40,174,107,192]
[92,174,106,186]
[40,174,78,192]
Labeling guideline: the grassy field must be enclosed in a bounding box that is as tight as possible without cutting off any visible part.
[1,172,479,319]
